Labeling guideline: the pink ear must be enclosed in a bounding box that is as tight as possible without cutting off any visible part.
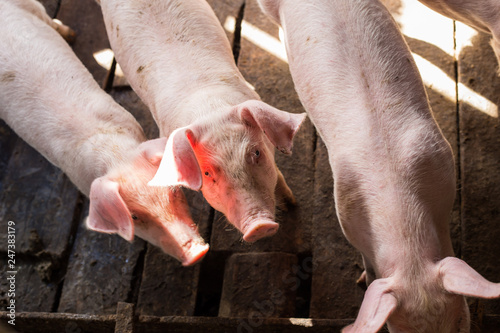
[148,127,202,190]
[139,137,168,166]
[237,100,307,155]
[439,256,500,299]
[87,177,134,241]
[343,278,397,333]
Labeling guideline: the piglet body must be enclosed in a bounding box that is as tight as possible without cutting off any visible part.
[257,0,500,331]
[417,0,500,67]
[98,0,306,243]
[0,0,208,266]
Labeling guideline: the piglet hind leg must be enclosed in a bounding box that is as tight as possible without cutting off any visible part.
[51,19,76,44]
[13,0,76,43]
[275,166,297,207]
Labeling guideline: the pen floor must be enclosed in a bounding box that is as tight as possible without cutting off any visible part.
[1,0,499,332]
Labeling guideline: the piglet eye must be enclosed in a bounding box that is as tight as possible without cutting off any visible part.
[204,171,210,177]
[131,214,138,220]
[248,148,262,164]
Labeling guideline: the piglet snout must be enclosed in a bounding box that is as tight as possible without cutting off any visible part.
[180,241,209,266]
[242,219,279,243]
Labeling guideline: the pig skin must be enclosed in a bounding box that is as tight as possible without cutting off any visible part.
[257,0,500,331]
[98,0,306,243]
[0,0,208,266]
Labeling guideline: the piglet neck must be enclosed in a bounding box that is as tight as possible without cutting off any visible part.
[155,82,259,136]
[73,101,145,195]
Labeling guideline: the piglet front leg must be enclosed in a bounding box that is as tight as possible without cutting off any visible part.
[10,0,75,43]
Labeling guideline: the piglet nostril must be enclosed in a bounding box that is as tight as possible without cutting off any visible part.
[181,242,209,266]
[242,220,279,243]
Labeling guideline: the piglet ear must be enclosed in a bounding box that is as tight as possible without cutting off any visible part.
[237,100,307,155]
[139,137,168,166]
[148,127,202,190]
[343,278,397,333]
[439,256,500,299]
[87,177,134,241]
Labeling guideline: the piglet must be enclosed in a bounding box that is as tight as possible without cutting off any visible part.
[0,0,208,266]
[98,0,306,243]
[8,0,76,43]
[417,0,500,68]
[257,0,500,331]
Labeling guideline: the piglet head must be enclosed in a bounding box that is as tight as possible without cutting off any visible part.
[87,137,208,266]
[149,100,306,242]
[343,257,500,333]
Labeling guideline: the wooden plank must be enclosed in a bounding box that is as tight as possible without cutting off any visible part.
[0,311,352,333]
[457,23,500,315]
[212,0,316,254]
[136,246,201,317]
[192,251,228,317]
[58,202,146,315]
[219,252,298,318]
[0,140,80,258]
[0,121,18,191]
[0,259,59,313]
[56,0,110,85]
[0,322,17,333]
[483,315,500,332]
[137,316,352,333]
[115,302,135,333]
[0,311,116,333]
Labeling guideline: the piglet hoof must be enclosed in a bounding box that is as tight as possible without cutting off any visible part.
[275,187,297,214]
[356,270,368,290]
[181,243,209,266]
[275,168,297,208]
[283,193,297,209]
[243,221,279,243]
[52,19,76,44]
